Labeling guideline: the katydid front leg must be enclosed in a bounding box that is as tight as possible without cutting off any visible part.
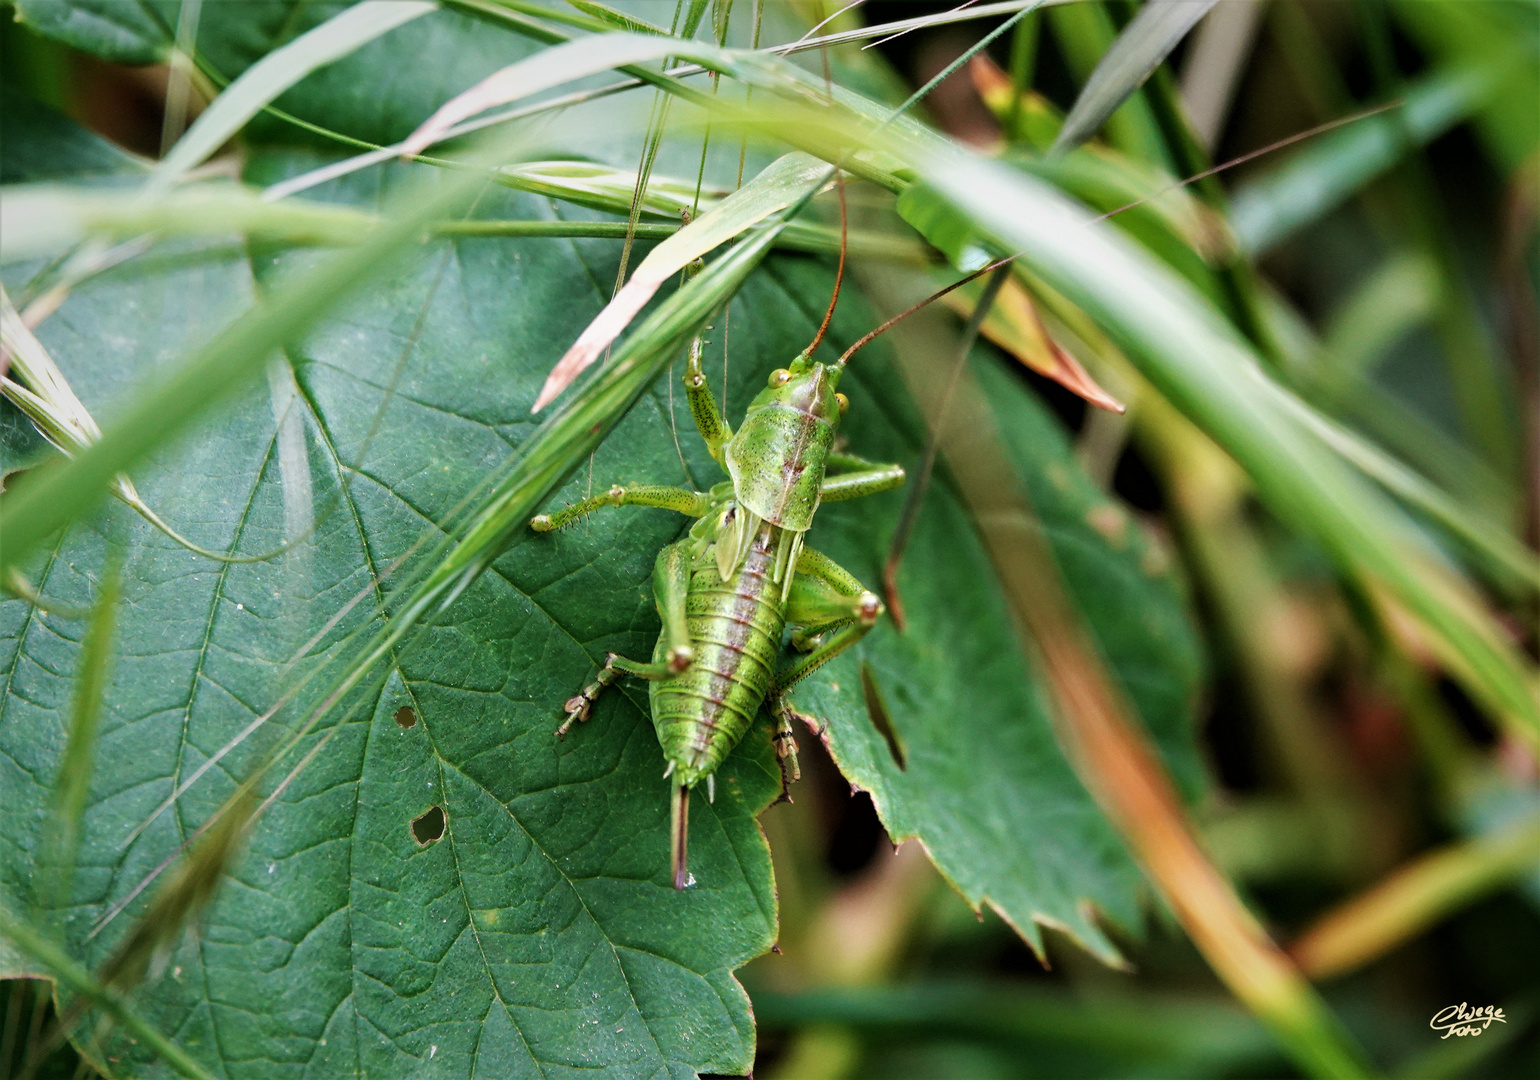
[683,336,732,466]
[819,453,905,503]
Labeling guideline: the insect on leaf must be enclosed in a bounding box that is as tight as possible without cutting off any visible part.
[2,84,790,1077]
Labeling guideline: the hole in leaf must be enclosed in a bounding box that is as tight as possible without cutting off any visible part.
[861,663,905,770]
[411,805,445,845]
[394,705,418,729]
[0,467,30,494]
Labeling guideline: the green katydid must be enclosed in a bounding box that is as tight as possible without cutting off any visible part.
[530,217,907,888]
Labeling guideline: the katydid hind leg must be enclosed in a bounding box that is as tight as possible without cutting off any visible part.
[775,616,878,695]
[556,651,676,738]
[652,540,694,672]
[786,547,883,638]
[770,553,885,781]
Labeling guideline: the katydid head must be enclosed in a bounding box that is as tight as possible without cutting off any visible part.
[746,351,845,428]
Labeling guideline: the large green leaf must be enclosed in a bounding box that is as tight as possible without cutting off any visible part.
[2,8,1206,1076]
[12,0,176,65]
[789,300,1204,961]
[3,114,779,1080]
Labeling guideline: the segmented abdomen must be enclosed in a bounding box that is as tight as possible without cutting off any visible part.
[650,522,786,785]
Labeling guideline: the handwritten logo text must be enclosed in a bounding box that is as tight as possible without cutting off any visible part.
[1430,1003,1506,1039]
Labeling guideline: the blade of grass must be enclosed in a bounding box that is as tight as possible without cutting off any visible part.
[1272,392,1540,596]
[1,182,376,261]
[437,217,922,260]
[1230,61,1507,254]
[2,174,916,262]
[1047,0,1173,169]
[399,30,713,158]
[264,0,1070,201]
[1291,812,1540,981]
[0,903,215,1080]
[0,135,518,579]
[1357,0,1520,486]
[1004,8,1039,139]
[533,151,833,409]
[565,0,670,35]
[21,0,437,333]
[1315,250,1439,384]
[38,562,119,915]
[753,983,1276,1066]
[1052,0,1218,154]
[1178,0,1266,153]
[152,0,436,188]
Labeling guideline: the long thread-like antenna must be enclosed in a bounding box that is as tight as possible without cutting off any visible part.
[834,99,1405,369]
[807,42,849,357]
[808,177,848,356]
[836,255,1006,367]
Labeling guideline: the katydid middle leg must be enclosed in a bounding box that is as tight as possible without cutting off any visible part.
[819,452,905,503]
[556,651,678,737]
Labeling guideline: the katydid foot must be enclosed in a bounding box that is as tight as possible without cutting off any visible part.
[771,696,818,803]
[556,652,675,737]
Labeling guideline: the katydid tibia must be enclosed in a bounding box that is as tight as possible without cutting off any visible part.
[531,332,903,890]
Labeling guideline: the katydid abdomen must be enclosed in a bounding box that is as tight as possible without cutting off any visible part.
[651,520,786,785]
[651,519,790,888]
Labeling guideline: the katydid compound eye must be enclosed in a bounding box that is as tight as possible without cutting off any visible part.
[769,368,791,386]
[835,393,849,413]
